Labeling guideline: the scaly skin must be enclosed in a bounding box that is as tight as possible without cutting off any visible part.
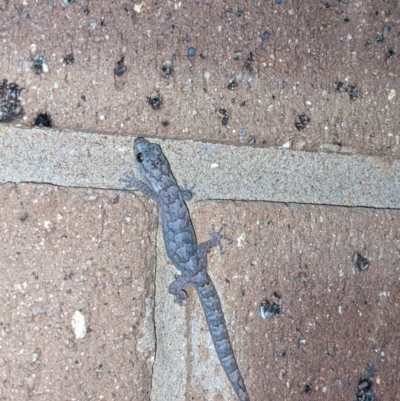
[121,137,249,401]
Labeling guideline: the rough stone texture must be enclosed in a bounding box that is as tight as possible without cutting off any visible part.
[166,201,399,401]
[0,183,157,401]
[1,127,399,209]
[0,1,399,156]
[1,0,400,400]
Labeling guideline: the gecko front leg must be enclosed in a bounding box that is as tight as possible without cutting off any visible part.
[120,171,159,202]
[198,224,233,257]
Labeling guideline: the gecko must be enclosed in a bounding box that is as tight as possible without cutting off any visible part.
[120,137,250,401]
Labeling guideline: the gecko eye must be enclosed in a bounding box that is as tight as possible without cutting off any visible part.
[136,152,144,163]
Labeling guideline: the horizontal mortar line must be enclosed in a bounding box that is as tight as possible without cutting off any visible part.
[0,126,399,209]
[202,198,400,211]
[2,180,399,211]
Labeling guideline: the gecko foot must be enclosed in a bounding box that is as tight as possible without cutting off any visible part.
[208,224,233,255]
[119,171,141,189]
[168,274,193,306]
[180,180,195,202]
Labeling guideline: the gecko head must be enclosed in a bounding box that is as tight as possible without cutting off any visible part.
[133,137,170,188]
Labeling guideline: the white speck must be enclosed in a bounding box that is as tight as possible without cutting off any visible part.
[210,163,218,169]
[236,72,243,81]
[380,351,385,357]
[322,387,327,393]
[378,291,387,297]
[281,141,291,149]
[267,105,273,112]
[174,2,181,10]
[32,306,40,315]
[71,311,87,339]
[90,21,97,30]
[247,77,253,83]
[42,62,49,73]
[319,216,323,223]
[299,339,306,345]
[237,233,246,247]
[338,306,342,314]
[53,82,59,89]
[305,100,312,105]
[134,2,145,13]
[388,89,396,101]
[324,126,329,130]
[204,71,210,80]
[105,35,109,40]
[44,220,54,231]
[347,34,353,40]
[31,353,39,363]
[30,44,37,52]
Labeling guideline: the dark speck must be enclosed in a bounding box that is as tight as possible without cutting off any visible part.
[376,34,384,43]
[234,52,241,60]
[244,52,255,70]
[262,31,270,42]
[295,114,310,130]
[275,0,283,4]
[236,7,244,17]
[161,63,173,77]
[218,108,229,125]
[18,212,29,222]
[304,384,312,393]
[356,378,375,401]
[344,16,350,22]
[161,121,169,127]
[114,56,127,76]
[348,84,360,101]
[0,80,24,122]
[187,47,197,58]
[386,48,395,58]
[147,92,162,110]
[31,56,46,74]
[35,113,52,127]
[355,253,369,271]
[260,300,280,319]
[63,54,75,65]
[365,363,375,376]
[228,81,238,91]
[81,95,86,101]
[335,81,344,91]
[383,25,392,34]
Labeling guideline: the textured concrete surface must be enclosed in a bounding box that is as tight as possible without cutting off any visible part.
[1,126,399,208]
[0,1,399,156]
[0,184,157,400]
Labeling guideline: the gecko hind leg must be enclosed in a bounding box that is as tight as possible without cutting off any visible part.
[168,274,193,306]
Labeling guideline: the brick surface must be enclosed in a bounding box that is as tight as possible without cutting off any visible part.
[0,183,157,401]
[164,201,399,401]
[0,1,399,155]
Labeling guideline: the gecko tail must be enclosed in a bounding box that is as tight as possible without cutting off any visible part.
[196,273,250,401]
